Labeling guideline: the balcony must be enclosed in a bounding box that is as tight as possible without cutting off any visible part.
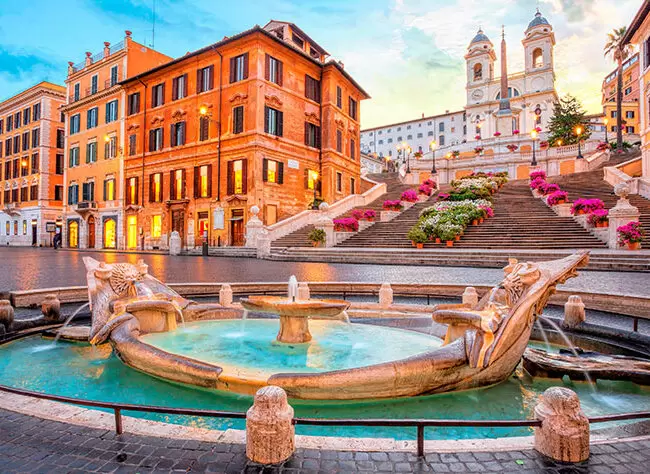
[74,201,98,215]
[3,203,21,216]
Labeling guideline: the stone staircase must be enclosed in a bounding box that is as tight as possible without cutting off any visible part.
[547,167,650,246]
[271,173,416,247]
[336,179,606,250]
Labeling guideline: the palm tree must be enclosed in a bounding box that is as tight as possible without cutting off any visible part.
[604,27,633,153]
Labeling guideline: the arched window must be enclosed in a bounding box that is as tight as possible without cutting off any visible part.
[103,218,117,249]
[532,48,543,68]
[473,63,483,81]
[535,105,543,125]
[496,88,520,100]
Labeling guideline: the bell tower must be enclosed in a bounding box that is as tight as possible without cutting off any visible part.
[465,28,496,107]
[522,9,555,82]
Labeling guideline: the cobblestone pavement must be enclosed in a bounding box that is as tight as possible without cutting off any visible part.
[1,408,649,473]
[2,247,649,298]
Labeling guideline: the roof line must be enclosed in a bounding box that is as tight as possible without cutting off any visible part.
[360,111,465,133]
[623,0,650,44]
[264,20,329,56]
[120,25,369,98]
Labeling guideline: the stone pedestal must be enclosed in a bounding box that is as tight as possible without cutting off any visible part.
[607,184,640,249]
[256,231,271,259]
[378,283,393,307]
[245,206,265,248]
[462,287,479,308]
[534,387,589,463]
[41,294,61,322]
[169,231,182,255]
[0,300,14,331]
[315,217,335,248]
[380,210,400,222]
[297,283,310,301]
[219,284,233,307]
[563,295,585,329]
[551,203,572,217]
[246,386,295,465]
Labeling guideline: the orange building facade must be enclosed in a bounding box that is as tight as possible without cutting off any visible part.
[601,53,640,135]
[0,82,66,246]
[120,22,368,250]
[61,31,170,249]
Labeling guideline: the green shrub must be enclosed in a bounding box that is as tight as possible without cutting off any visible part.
[308,228,326,244]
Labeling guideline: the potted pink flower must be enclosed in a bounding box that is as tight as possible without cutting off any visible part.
[539,140,549,149]
[422,178,437,189]
[383,200,403,211]
[418,184,433,196]
[493,132,501,137]
[617,221,645,250]
[546,191,569,206]
[363,209,377,221]
[506,144,518,153]
[401,189,418,203]
[597,142,611,152]
[474,146,484,155]
[475,134,482,140]
[513,130,520,135]
[588,209,609,228]
[571,198,605,216]
[333,218,359,232]
[529,170,546,181]
[351,209,364,221]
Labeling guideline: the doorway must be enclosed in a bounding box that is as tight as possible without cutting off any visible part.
[31,223,37,246]
[68,221,79,248]
[230,208,244,246]
[103,218,117,249]
[197,211,209,244]
[87,216,96,249]
[127,215,138,249]
[171,210,185,245]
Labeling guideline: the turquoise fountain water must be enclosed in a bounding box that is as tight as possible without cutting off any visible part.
[1,333,650,440]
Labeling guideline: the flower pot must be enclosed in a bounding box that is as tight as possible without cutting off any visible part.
[479,218,484,224]
[367,218,375,222]
[577,209,586,215]
[416,243,424,249]
[627,242,641,250]
[411,241,416,247]
[598,221,608,228]
[472,220,478,226]
[455,235,461,241]
[435,238,441,244]
[446,241,454,247]
[311,241,321,248]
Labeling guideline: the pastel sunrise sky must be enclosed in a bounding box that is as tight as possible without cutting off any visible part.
[0,0,640,128]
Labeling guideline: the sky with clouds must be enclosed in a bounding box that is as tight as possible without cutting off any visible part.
[0,0,641,128]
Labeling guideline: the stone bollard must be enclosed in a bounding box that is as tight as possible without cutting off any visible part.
[41,294,61,322]
[462,287,479,308]
[169,231,182,256]
[534,387,589,463]
[607,183,640,249]
[563,296,585,329]
[246,386,295,465]
[297,282,310,301]
[0,300,14,332]
[219,284,233,307]
[378,283,393,307]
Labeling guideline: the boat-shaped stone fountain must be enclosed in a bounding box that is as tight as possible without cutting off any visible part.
[81,252,589,400]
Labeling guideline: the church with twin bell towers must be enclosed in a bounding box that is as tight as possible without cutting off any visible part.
[464,9,558,140]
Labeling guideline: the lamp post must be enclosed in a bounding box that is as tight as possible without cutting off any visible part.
[404,143,412,174]
[530,129,538,166]
[311,172,319,210]
[575,126,583,159]
[429,140,437,174]
[603,118,609,144]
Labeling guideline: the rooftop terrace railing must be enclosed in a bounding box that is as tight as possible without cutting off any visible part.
[0,381,648,457]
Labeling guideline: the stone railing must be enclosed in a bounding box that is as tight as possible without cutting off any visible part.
[639,178,650,200]
[264,179,387,243]
[603,157,642,194]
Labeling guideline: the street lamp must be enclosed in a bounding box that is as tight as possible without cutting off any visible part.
[575,126,583,159]
[603,118,609,144]
[530,129,538,166]
[311,172,319,210]
[403,143,412,173]
[429,140,437,174]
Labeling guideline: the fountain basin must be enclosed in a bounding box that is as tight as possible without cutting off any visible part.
[140,319,442,395]
[240,296,350,344]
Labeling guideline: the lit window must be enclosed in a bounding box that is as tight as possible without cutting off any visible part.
[104,178,115,201]
[307,170,318,190]
[233,160,243,194]
[175,169,183,199]
[200,165,209,197]
[151,215,162,238]
[128,177,137,205]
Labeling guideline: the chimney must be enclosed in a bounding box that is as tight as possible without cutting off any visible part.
[125,30,132,46]
[67,61,74,75]
[85,52,92,66]
[338,60,345,69]
[103,42,111,58]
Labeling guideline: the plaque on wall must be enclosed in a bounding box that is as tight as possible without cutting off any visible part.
[213,207,225,230]
[287,159,299,169]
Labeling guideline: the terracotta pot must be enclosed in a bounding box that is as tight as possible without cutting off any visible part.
[577,209,586,215]
[627,242,641,250]
[367,218,375,222]
[455,235,461,241]
[480,218,484,224]
[599,221,609,228]
[472,220,478,226]
[416,243,424,249]
[435,238,441,244]
[446,241,454,247]
[311,241,321,248]
[411,241,416,247]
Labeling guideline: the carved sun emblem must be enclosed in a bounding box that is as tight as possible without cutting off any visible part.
[109,264,144,296]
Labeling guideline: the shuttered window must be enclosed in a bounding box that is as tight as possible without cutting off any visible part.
[172,74,188,100]
[104,178,115,201]
[86,141,97,163]
[350,138,356,160]
[336,86,342,108]
[32,103,41,121]
[265,55,283,85]
[199,116,209,141]
[336,129,342,153]
[149,173,163,202]
[126,177,139,205]
[30,153,39,173]
[87,107,98,129]
[152,83,165,108]
[128,93,140,115]
[69,147,80,167]
[104,136,117,159]
[81,182,95,202]
[304,122,321,148]
[105,100,118,123]
[305,75,321,103]
[227,159,247,195]
[264,106,283,137]
[349,97,358,120]
[128,134,137,156]
[149,128,164,151]
[193,165,212,198]
[169,169,186,200]
[262,159,284,184]
[232,106,244,134]
[170,121,186,147]
[229,53,249,83]
[70,114,80,134]
[196,65,214,93]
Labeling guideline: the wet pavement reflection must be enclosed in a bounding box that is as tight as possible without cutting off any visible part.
[0,248,648,298]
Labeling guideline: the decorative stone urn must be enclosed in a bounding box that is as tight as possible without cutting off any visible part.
[41,294,61,322]
[534,387,589,462]
[563,295,585,329]
[245,205,264,248]
[0,300,14,332]
[378,283,393,307]
[246,386,295,465]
